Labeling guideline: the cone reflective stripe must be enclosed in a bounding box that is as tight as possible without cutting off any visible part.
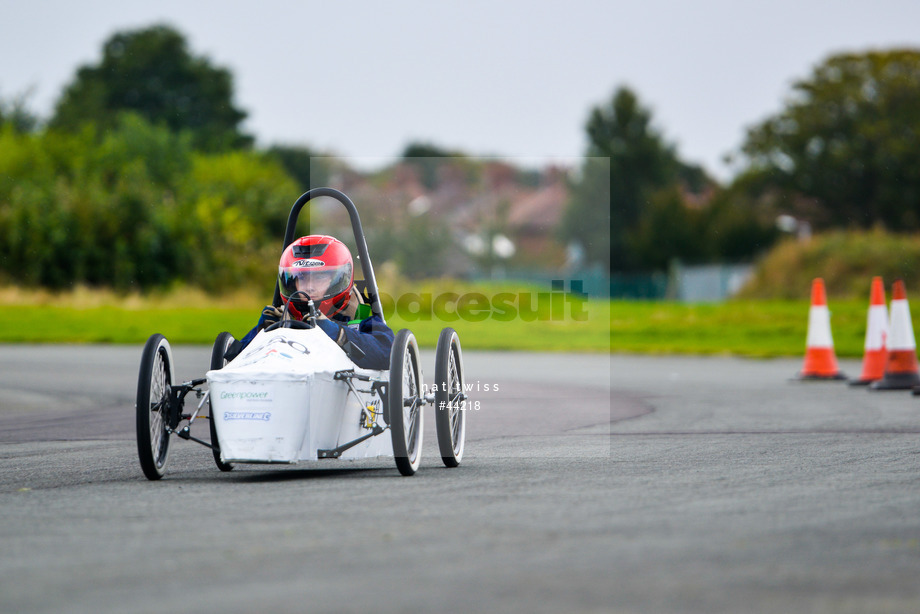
[797,278,846,380]
[849,277,889,385]
[871,279,920,390]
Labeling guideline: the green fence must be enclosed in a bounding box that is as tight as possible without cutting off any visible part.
[475,263,751,301]
[471,267,668,300]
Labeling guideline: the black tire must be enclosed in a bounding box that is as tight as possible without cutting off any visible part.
[389,329,424,476]
[434,327,466,467]
[209,332,235,472]
[136,334,174,480]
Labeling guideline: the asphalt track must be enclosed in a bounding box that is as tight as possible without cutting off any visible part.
[1,345,920,613]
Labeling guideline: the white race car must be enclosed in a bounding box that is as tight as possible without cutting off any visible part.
[135,188,466,480]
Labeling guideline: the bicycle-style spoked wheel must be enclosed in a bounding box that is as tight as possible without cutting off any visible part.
[136,334,175,480]
[434,327,466,467]
[208,332,235,472]
[389,329,424,476]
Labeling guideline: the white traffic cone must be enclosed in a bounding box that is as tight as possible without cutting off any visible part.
[871,279,920,390]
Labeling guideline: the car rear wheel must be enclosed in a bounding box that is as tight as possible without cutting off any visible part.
[434,327,466,467]
[389,329,424,476]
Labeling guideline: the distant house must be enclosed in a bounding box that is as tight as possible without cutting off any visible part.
[505,167,569,266]
[322,158,576,277]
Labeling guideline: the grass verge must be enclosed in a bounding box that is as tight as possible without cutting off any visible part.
[0,284,612,351]
[0,291,904,357]
[0,301,611,351]
[607,300,872,358]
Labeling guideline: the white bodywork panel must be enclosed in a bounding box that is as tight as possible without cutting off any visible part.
[207,327,391,464]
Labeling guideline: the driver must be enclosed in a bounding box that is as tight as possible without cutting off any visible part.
[234,235,394,369]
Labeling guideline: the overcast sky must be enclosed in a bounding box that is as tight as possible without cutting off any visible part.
[2,1,919,179]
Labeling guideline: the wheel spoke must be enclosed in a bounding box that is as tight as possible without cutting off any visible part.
[451,404,462,443]
[449,347,463,449]
[451,346,464,454]
[398,347,419,459]
[407,403,419,453]
[448,392,462,438]
[149,350,169,466]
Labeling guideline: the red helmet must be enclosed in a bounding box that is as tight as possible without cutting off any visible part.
[278,235,353,318]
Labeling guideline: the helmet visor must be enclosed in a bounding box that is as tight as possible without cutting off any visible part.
[279,262,352,303]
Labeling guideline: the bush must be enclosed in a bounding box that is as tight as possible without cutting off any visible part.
[0,115,299,292]
[737,229,920,299]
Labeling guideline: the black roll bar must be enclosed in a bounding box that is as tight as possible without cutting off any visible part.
[271,188,385,323]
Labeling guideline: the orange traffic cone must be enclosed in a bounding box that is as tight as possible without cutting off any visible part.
[849,277,889,385]
[797,278,846,380]
[871,279,920,390]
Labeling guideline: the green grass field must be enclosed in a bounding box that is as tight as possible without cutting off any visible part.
[0,301,610,351]
[608,300,870,357]
[0,294,902,357]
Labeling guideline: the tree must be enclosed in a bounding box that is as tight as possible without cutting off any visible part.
[0,114,298,292]
[559,156,611,270]
[50,24,251,151]
[630,188,706,270]
[0,89,39,133]
[562,86,685,271]
[697,188,779,262]
[741,49,920,230]
[268,145,330,192]
[401,141,464,189]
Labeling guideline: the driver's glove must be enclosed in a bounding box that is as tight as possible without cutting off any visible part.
[258,305,283,329]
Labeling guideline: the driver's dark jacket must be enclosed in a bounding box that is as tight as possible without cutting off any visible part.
[239,312,394,370]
